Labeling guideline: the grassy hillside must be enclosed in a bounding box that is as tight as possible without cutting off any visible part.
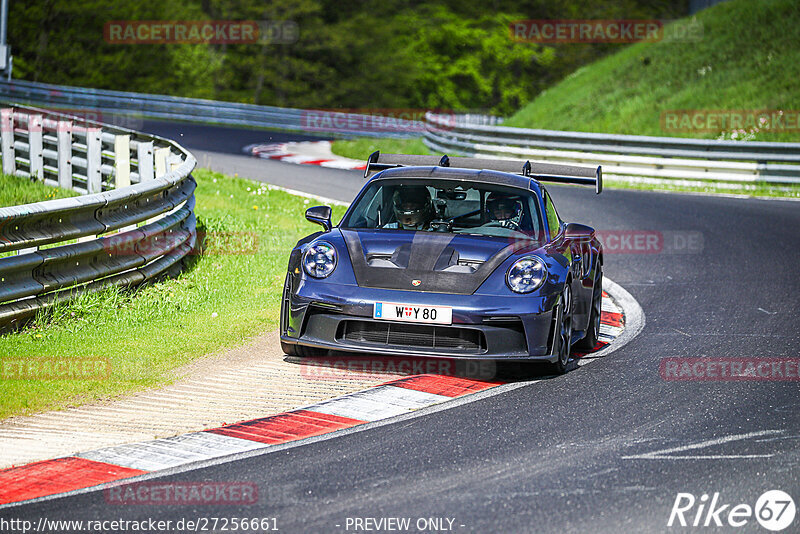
[505,0,800,141]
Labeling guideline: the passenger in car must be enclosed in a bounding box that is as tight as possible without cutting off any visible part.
[485,192,523,230]
[382,185,435,230]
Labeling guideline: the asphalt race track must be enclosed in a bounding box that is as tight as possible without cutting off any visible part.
[3,125,798,532]
[138,119,332,155]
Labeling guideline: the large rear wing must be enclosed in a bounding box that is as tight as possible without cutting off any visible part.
[364,152,602,194]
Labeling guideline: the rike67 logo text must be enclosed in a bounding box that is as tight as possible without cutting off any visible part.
[669,490,795,531]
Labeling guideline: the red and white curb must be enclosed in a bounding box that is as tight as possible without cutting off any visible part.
[247,141,366,170]
[598,292,624,343]
[0,286,635,508]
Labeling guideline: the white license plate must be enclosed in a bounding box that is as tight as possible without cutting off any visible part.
[373,302,453,325]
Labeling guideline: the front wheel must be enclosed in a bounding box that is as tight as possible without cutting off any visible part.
[547,283,573,375]
[281,341,327,358]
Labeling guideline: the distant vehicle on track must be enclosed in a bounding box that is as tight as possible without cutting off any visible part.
[280,153,604,374]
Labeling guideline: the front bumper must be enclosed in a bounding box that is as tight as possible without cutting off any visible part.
[281,277,559,362]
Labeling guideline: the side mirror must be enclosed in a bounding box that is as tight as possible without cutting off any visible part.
[564,222,594,241]
[306,205,332,232]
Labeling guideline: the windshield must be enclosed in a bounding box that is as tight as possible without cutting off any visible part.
[340,178,544,240]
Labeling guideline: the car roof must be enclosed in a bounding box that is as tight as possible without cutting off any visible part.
[369,166,544,195]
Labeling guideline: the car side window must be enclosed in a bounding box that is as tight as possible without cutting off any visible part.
[361,185,391,227]
[544,191,561,240]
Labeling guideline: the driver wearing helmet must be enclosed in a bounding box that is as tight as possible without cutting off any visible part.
[383,185,434,230]
[485,192,523,230]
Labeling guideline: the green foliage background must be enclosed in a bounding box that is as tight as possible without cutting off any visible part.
[9,0,687,115]
[506,0,800,141]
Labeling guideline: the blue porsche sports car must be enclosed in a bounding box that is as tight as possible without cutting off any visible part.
[280,153,604,374]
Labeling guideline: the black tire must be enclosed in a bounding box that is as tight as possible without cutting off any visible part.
[280,340,299,356]
[547,283,573,375]
[576,266,603,351]
[281,341,327,358]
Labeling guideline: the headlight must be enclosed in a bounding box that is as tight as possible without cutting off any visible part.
[302,241,337,278]
[506,256,547,293]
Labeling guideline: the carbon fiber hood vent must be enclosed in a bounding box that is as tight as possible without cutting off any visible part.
[341,229,523,295]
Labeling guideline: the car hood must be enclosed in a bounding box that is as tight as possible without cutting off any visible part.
[339,228,541,295]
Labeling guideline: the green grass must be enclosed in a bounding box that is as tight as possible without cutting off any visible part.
[331,137,430,161]
[0,174,81,259]
[0,168,347,419]
[0,173,79,207]
[604,179,800,199]
[504,0,800,142]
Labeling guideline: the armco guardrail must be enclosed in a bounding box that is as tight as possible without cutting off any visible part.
[0,105,196,328]
[7,79,795,184]
[424,113,800,185]
[0,79,441,138]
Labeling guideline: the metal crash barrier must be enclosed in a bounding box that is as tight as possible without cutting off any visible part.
[0,105,197,328]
